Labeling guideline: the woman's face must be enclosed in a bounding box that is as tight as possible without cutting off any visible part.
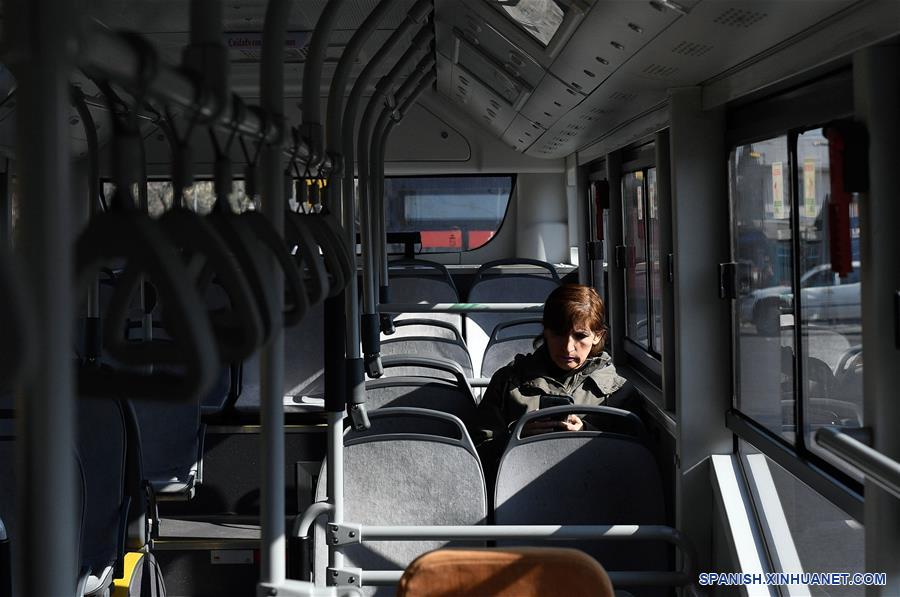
[543,325,603,371]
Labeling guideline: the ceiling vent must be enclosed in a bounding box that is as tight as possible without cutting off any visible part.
[609,91,638,102]
[712,8,768,28]
[642,63,679,79]
[671,41,713,57]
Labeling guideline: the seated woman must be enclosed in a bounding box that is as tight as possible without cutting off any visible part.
[473,283,638,447]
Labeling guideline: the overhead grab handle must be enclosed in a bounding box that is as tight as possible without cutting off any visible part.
[76,210,220,402]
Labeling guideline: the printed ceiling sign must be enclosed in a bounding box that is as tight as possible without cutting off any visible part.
[224,31,312,62]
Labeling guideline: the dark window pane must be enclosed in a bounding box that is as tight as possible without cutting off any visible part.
[383,176,512,254]
[740,440,864,595]
[623,171,649,348]
[797,129,863,479]
[731,136,795,441]
[648,168,662,354]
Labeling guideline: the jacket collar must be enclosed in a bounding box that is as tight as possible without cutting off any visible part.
[521,346,626,395]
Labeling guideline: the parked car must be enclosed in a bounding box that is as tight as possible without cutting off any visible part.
[740,262,861,336]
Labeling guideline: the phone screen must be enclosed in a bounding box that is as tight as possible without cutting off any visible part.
[539,395,572,421]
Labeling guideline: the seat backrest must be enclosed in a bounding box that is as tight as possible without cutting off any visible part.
[130,399,201,495]
[365,357,478,423]
[398,547,615,597]
[465,260,558,376]
[494,408,664,588]
[388,259,462,337]
[314,409,487,595]
[379,337,473,379]
[363,377,479,431]
[241,300,325,408]
[77,398,127,594]
[0,416,87,597]
[480,319,543,378]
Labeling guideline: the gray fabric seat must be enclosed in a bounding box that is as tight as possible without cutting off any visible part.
[1,412,87,597]
[386,259,462,338]
[241,301,325,408]
[494,407,665,595]
[131,399,203,499]
[313,409,486,595]
[380,320,473,378]
[465,259,559,377]
[365,356,478,423]
[480,318,544,378]
[77,398,128,596]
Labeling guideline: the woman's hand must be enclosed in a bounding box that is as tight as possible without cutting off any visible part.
[522,414,584,436]
[560,414,583,431]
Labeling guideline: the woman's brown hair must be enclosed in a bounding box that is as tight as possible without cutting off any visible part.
[542,284,608,356]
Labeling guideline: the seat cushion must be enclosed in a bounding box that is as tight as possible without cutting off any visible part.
[397,547,614,597]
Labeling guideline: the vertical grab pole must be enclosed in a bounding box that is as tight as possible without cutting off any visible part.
[260,0,289,586]
[6,1,78,594]
[303,0,350,445]
[358,25,434,376]
[327,0,399,422]
[372,58,435,329]
[342,0,434,379]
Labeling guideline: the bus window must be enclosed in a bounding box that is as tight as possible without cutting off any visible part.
[383,175,513,253]
[730,136,795,442]
[740,440,864,590]
[103,180,252,216]
[797,128,863,476]
[622,167,661,357]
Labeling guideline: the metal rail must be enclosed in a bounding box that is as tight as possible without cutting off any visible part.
[815,427,900,500]
[379,302,544,313]
[323,523,696,589]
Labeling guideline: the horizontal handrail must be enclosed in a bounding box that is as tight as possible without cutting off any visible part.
[380,302,544,314]
[815,426,900,500]
[358,569,692,588]
[323,523,696,588]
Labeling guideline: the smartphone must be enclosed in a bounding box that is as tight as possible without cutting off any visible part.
[539,395,573,422]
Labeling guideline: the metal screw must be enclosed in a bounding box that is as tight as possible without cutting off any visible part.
[267,589,277,596]
[349,531,356,538]
[333,571,339,577]
[332,538,339,544]
[349,577,356,584]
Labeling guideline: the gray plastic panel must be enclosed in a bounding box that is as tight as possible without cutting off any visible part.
[452,32,533,108]
[501,113,545,153]
[519,71,585,132]
[437,55,517,136]
[435,0,547,84]
[549,0,690,96]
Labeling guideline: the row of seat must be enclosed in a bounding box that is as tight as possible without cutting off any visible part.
[304,406,667,596]
[384,258,560,379]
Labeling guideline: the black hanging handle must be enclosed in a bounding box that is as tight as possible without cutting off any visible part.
[76,210,219,402]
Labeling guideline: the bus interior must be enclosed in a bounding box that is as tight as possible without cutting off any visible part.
[0,0,899,595]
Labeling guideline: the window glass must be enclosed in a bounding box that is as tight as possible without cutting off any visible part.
[796,129,863,477]
[731,136,795,441]
[647,168,662,354]
[740,440,864,594]
[622,171,649,348]
[102,180,251,216]
[383,176,513,254]
[489,0,566,46]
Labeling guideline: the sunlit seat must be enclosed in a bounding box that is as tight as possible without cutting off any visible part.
[480,318,543,379]
[494,406,665,597]
[397,547,615,597]
[312,409,487,595]
[364,356,478,423]
[386,259,463,337]
[464,259,559,378]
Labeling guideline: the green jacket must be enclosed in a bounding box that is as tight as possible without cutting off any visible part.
[475,344,628,437]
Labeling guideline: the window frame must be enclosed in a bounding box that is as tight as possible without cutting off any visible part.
[380,173,517,255]
[725,73,863,519]
[619,142,663,383]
